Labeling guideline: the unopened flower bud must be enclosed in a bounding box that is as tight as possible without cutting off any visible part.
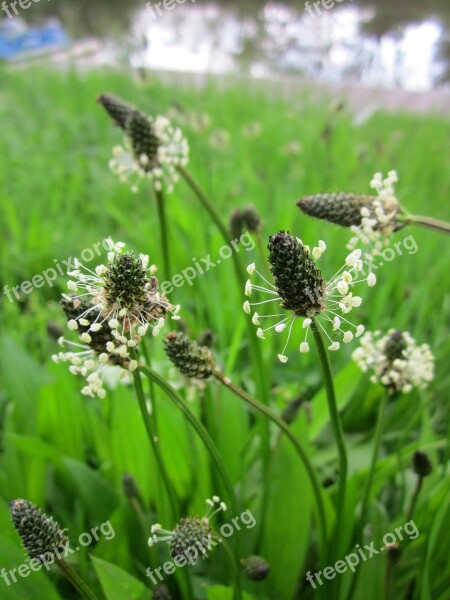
[412,451,432,478]
[241,555,270,581]
[97,93,136,130]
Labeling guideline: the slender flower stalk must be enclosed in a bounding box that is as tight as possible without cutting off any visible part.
[356,390,389,539]
[155,187,171,278]
[177,164,272,466]
[131,351,179,522]
[212,369,328,561]
[310,322,347,566]
[405,214,450,235]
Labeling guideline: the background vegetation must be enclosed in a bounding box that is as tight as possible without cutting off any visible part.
[0,65,449,599]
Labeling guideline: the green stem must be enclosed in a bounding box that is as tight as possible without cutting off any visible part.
[212,369,328,561]
[140,365,243,600]
[178,166,271,464]
[220,536,243,600]
[311,321,347,564]
[56,558,101,600]
[406,214,450,235]
[139,367,241,529]
[155,188,171,277]
[406,476,423,521]
[131,357,178,522]
[357,391,389,538]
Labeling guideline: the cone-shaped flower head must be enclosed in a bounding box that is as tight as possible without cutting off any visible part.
[298,171,404,260]
[97,93,136,130]
[164,332,215,379]
[52,239,181,397]
[241,555,270,581]
[412,450,432,478]
[148,497,226,565]
[268,231,325,316]
[10,499,67,561]
[99,93,189,193]
[244,231,376,362]
[352,329,435,394]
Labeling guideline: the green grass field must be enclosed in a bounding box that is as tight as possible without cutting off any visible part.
[0,64,449,600]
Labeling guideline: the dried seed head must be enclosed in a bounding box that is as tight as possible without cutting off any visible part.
[412,451,432,478]
[268,231,325,317]
[241,555,270,581]
[126,110,161,170]
[10,499,67,561]
[97,93,136,130]
[164,332,215,379]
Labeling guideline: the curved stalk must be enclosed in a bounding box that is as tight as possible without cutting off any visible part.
[406,476,424,521]
[56,558,101,600]
[406,214,450,235]
[131,359,179,522]
[177,166,271,463]
[212,369,328,560]
[139,364,242,600]
[311,321,347,565]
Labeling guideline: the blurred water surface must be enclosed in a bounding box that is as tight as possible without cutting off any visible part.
[24,0,450,91]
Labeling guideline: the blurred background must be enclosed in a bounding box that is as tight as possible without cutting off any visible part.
[2,0,450,95]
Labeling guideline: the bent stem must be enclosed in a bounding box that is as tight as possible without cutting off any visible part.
[140,364,243,600]
[56,558,100,600]
[406,475,424,521]
[406,214,450,235]
[177,166,271,465]
[311,321,347,564]
[212,369,328,562]
[155,188,171,277]
[131,354,178,522]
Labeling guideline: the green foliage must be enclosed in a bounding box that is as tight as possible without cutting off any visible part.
[0,65,449,599]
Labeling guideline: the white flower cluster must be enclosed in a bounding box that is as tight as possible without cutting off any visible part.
[244,240,376,363]
[352,329,435,394]
[347,170,401,259]
[52,239,180,398]
[109,116,189,194]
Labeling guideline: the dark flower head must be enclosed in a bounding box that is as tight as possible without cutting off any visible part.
[164,332,215,379]
[412,451,432,478]
[10,499,67,561]
[268,231,325,317]
[149,497,226,564]
[126,110,161,170]
[97,93,136,130]
[244,231,373,362]
[297,193,379,228]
